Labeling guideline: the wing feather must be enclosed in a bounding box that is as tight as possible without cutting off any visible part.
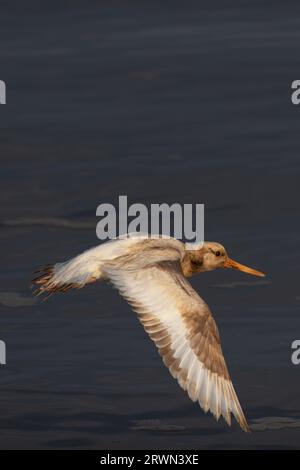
[103,249,250,432]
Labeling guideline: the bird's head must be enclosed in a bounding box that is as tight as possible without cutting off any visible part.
[182,241,265,278]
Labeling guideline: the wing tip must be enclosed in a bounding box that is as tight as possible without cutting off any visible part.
[194,375,250,433]
[236,413,251,433]
[207,402,250,433]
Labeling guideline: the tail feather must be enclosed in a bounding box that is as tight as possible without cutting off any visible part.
[32,264,82,298]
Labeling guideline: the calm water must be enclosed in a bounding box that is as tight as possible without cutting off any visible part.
[0,0,300,449]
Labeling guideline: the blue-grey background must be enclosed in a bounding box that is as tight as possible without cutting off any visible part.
[0,0,300,449]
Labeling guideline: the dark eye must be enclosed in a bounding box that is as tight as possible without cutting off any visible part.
[215,251,221,257]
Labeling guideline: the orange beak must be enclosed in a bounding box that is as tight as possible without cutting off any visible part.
[224,257,265,277]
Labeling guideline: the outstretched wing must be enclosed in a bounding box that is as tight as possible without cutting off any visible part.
[32,236,185,297]
[103,251,250,432]
[32,236,249,431]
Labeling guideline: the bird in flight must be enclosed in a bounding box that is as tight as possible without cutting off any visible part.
[32,234,265,432]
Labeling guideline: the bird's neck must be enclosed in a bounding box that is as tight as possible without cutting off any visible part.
[181,250,205,277]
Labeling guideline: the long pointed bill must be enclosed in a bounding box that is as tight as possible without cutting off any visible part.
[224,258,265,277]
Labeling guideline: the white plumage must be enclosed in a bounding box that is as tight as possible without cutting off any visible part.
[33,234,265,432]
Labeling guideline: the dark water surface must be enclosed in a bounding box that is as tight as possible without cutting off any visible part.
[1,0,300,449]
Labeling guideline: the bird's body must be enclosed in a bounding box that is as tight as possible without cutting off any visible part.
[33,233,265,433]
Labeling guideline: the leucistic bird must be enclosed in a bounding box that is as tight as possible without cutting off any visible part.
[32,234,265,432]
